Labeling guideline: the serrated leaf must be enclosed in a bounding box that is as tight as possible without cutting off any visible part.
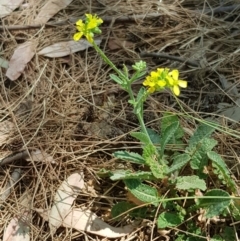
[143,144,168,178]
[113,151,146,165]
[111,202,147,219]
[176,175,206,191]
[111,202,135,218]
[157,212,183,228]
[96,168,112,178]
[160,121,179,156]
[207,151,237,193]
[131,132,151,145]
[146,128,160,144]
[124,179,159,206]
[110,74,123,85]
[110,170,154,181]
[161,113,184,141]
[188,123,215,148]
[136,87,146,104]
[188,137,217,171]
[198,189,231,218]
[167,154,191,174]
[148,159,168,179]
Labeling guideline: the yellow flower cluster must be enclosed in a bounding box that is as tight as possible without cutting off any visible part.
[73,14,103,43]
[143,68,187,96]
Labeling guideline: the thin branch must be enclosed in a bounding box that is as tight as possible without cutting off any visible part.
[0,13,161,31]
[0,5,239,31]
[140,52,200,67]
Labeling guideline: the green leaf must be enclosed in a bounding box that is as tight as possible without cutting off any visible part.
[143,144,168,178]
[207,151,237,193]
[167,153,191,174]
[197,189,231,218]
[176,175,207,191]
[109,74,123,85]
[221,227,236,241]
[146,128,160,144]
[131,132,151,145]
[148,158,168,179]
[157,212,183,228]
[113,151,146,165]
[161,113,184,142]
[96,168,112,178]
[136,87,146,104]
[110,170,154,181]
[160,121,179,157]
[132,60,147,72]
[187,137,217,171]
[188,122,216,148]
[124,179,159,206]
[111,201,148,218]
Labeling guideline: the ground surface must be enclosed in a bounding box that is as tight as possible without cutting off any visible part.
[1,0,240,240]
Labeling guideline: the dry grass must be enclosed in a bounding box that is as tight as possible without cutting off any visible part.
[1,0,240,240]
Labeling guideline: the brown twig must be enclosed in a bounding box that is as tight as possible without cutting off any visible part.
[0,13,161,31]
[1,4,239,31]
[204,4,240,15]
[140,52,200,68]
[0,168,21,202]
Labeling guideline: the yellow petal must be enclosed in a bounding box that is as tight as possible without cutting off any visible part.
[87,19,98,29]
[166,76,174,85]
[173,85,180,96]
[85,13,93,19]
[76,19,84,26]
[157,80,166,87]
[73,32,83,41]
[148,87,155,93]
[178,80,187,88]
[157,68,164,74]
[150,71,158,78]
[170,70,179,80]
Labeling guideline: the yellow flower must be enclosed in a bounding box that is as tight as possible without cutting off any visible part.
[143,68,167,93]
[143,68,187,96]
[73,14,103,43]
[166,70,187,96]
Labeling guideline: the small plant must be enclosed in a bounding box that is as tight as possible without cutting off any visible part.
[74,14,240,239]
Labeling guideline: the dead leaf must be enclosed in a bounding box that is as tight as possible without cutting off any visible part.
[63,208,136,238]
[218,105,240,122]
[38,39,102,58]
[6,41,36,81]
[3,211,30,241]
[0,0,24,18]
[33,0,73,25]
[26,149,56,164]
[36,206,136,238]
[219,74,238,96]
[0,120,15,146]
[49,172,84,233]
[3,191,32,240]
[0,150,28,166]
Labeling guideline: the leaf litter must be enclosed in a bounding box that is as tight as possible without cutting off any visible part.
[1,0,240,240]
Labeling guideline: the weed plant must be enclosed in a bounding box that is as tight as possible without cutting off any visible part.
[73,14,240,240]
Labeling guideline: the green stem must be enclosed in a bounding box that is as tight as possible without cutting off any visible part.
[92,42,127,81]
[92,41,153,145]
